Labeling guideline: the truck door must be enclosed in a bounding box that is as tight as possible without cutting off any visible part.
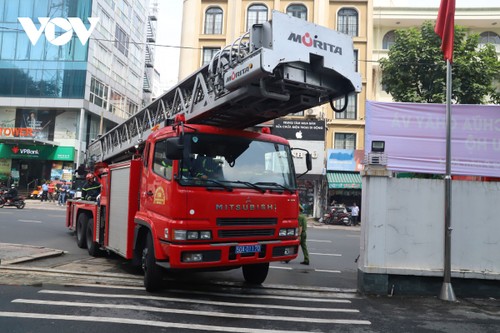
[142,138,173,221]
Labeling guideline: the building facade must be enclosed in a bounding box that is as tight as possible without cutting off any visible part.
[178,0,372,217]
[372,0,500,102]
[0,0,151,190]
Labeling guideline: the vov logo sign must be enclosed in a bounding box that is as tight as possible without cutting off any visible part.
[18,17,99,46]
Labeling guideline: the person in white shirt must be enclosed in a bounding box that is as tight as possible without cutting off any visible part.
[351,203,360,225]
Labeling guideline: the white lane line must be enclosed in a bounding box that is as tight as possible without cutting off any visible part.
[310,252,342,257]
[13,299,368,324]
[315,269,342,274]
[0,312,371,330]
[308,239,332,243]
[39,290,358,313]
[270,265,293,270]
[17,219,42,223]
[167,288,351,304]
[61,283,352,303]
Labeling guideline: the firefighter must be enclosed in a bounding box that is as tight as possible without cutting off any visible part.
[192,155,222,179]
[81,173,101,201]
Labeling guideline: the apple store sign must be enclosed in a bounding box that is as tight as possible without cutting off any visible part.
[272,119,325,141]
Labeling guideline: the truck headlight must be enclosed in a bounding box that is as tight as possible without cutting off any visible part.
[279,228,298,237]
[174,230,212,241]
[174,230,187,240]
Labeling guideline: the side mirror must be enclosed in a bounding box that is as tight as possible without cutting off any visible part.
[305,152,312,171]
[165,137,184,160]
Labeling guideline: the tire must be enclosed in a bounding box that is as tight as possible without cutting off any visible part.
[16,202,25,209]
[76,214,88,249]
[142,233,163,292]
[86,217,103,257]
[242,262,269,285]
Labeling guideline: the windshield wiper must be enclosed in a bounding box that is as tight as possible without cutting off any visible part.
[254,181,294,194]
[203,179,233,192]
[233,181,266,193]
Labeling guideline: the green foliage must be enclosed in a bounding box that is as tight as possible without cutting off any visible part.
[380,21,500,104]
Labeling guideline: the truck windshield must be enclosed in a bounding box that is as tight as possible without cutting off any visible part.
[176,133,297,191]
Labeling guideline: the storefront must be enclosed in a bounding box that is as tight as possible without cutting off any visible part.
[326,149,364,208]
[0,143,74,189]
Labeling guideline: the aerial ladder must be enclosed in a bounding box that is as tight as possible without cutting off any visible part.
[87,11,361,164]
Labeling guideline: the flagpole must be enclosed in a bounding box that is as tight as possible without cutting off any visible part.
[439,59,456,302]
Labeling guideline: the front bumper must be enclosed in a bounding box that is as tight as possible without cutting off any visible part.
[157,239,299,269]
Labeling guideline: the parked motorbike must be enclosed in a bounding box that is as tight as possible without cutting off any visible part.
[323,205,352,226]
[0,195,26,209]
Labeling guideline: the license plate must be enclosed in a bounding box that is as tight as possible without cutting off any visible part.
[235,244,261,254]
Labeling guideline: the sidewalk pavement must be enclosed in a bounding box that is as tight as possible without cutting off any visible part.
[23,199,67,210]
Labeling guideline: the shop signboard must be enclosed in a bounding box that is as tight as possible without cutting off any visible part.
[326,149,364,171]
[0,144,74,161]
[272,119,325,141]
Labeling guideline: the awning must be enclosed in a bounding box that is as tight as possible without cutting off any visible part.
[327,172,362,189]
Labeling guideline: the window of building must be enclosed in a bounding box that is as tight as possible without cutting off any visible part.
[334,133,356,149]
[286,4,307,20]
[204,7,223,34]
[479,31,500,45]
[383,30,396,49]
[247,4,268,30]
[127,100,139,116]
[110,90,126,118]
[114,24,129,57]
[337,8,358,37]
[202,47,220,66]
[334,95,357,120]
[353,49,358,72]
[89,76,109,109]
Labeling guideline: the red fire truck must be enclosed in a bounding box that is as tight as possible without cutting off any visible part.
[66,11,361,291]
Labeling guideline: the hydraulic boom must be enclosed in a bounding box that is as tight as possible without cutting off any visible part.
[87,11,361,163]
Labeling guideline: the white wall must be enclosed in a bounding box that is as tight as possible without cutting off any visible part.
[359,174,500,280]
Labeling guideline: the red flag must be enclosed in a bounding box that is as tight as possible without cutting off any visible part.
[435,0,456,62]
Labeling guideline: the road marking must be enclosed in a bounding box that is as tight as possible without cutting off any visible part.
[308,239,332,243]
[17,219,42,223]
[315,269,342,274]
[0,312,371,330]
[310,252,342,257]
[270,265,293,270]
[39,290,358,313]
[13,299,368,324]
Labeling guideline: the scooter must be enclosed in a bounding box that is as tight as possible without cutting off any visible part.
[323,206,352,226]
[0,195,26,209]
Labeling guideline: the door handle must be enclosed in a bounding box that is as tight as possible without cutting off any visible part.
[146,191,154,196]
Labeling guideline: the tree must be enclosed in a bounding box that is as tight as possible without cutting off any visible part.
[380,21,500,104]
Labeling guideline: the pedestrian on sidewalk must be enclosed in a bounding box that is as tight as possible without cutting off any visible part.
[41,182,49,202]
[48,182,55,202]
[58,181,69,206]
[299,204,310,265]
[351,202,360,226]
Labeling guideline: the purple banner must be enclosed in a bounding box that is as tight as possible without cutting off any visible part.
[366,101,500,177]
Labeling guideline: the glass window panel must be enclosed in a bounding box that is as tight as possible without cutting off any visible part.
[205,7,223,34]
[19,0,34,17]
[480,31,500,45]
[12,69,28,96]
[247,5,267,30]
[286,4,307,20]
[27,69,42,96]
[383,30,396,49]
[334,133,356,149]
[338,8,358,37]
[42,69,58,97]
[334,95,357,120]
[34,0,49,16]
[4,1,18,22]
[49,0,63,17]
[29,35,45,60]
[74,38,88,61]
[1,32,16,59]
[0,69,13,95]
[16,34,30,60]
[44,42,61,61]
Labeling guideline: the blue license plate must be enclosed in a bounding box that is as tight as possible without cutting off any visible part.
[235,244,261,254]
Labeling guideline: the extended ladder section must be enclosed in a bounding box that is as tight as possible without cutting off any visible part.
[87,10,362,163]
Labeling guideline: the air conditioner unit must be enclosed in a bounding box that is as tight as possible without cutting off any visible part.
[364,152,387,166]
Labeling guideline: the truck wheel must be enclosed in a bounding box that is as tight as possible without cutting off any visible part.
[76,214,88,249]
[86,217,103,257]
[142,233,163,292]
[242,263,269,285]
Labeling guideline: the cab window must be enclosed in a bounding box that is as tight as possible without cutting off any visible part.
[153,139,173,180]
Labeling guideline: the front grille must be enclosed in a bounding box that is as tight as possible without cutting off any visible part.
[218,229,275,238]
[217,218,277,226]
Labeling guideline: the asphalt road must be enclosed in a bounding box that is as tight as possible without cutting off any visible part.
[1,202,499,332]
